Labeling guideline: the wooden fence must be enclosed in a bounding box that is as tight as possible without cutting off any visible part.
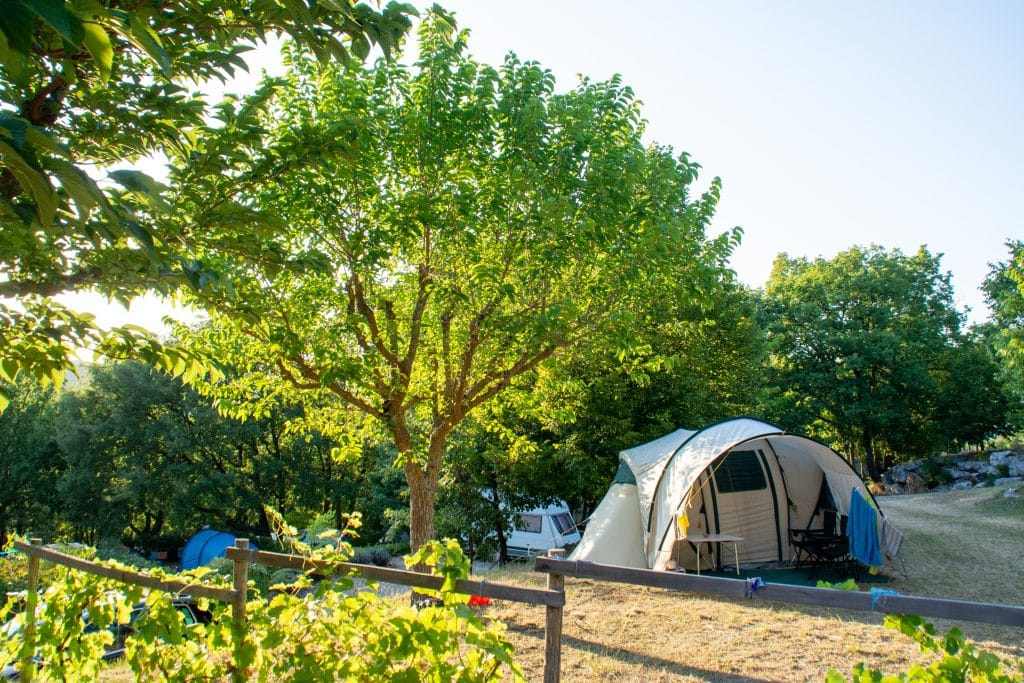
[11,538,1024,683]
[533,555,1024,627]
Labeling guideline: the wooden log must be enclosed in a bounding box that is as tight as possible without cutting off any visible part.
[224,547,564,607]
[12,540,237,603]
[543,548,566,683]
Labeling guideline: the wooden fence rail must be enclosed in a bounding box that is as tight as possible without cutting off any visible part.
[13,540,238,603]
[534,556,1024,628]
[223,546,564,607]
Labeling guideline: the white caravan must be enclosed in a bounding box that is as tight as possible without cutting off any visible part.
[505,501,581,558]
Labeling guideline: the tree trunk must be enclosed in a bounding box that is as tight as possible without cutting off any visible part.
[405,460,438,554]
[861,432,880,481]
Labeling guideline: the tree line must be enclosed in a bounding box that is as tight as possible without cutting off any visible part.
[2,239,1019,554]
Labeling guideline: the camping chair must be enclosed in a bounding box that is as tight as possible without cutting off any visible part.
[790,510,859,581]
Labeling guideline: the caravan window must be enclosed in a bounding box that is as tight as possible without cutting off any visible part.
[551,513,575,535]
[714,450,768,493]
[516,514,543,533]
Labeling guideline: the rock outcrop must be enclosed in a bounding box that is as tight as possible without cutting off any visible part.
[881,450,1024,494]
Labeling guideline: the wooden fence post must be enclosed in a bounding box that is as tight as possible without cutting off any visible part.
[543,548,566,683]
[21,538,42,683]
[230,538,250,683]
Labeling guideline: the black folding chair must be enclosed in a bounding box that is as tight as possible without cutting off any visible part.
[790,510,859,581]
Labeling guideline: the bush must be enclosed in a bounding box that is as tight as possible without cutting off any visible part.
[918,457,955,488]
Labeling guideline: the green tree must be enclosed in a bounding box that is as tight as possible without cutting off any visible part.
[180,13,738,553]
[0,0,414,409]
[54,361,351,546]
[0,378,63,544]
[983,240,1024,424]
[761,245,1002,479]
[547,280,766,512]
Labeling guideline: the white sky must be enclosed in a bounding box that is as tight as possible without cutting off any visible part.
[68,0,1023,330]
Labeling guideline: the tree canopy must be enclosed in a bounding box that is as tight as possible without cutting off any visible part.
[761,245,1008,478]
[983,240,1024,423]
[0,0,414,410]
[179,13,740,551]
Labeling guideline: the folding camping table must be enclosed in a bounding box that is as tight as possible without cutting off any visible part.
[685,534,743,575]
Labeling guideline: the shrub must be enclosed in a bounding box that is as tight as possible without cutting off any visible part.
[918,457,955,488]
[828,614,1023,682]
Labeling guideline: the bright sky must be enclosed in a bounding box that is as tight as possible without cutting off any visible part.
[433,0,1023,325]
[70,0,1023,329]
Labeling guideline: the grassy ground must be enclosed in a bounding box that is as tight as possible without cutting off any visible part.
[478,485,1024,682]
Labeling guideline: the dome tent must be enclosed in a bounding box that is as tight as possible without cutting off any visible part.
[570,418,902,572]
[180,529,245,570]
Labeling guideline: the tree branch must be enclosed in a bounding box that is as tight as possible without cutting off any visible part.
[347,274,401,367]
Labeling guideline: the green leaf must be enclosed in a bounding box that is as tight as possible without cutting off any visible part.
[108,169,170,212]
[0,358,17,382]
[0,113,28,148]
[43,155,107,223]
[81,21,113,83]
[29,0,84,46]
[123,220,156,254]
[0,0,34,55]
[107,8,169,74]
[0,138,57,225]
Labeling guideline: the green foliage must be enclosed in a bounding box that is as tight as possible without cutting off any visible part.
[816,578,859,591]
[543,282,766,510]
[983,240,1024,427]
[178,10,738,551]
[917,458,955,489]
[350,545,393,567]
[0,377,63,544]
[0,541,154,594]
[827,614,1024,682]
[2,534,519,681]
[761,245,1008,478]
[0,0,415,410]
[48,359,366,547]
[0,564,145,681]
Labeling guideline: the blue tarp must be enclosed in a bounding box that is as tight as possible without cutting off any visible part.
[180,530,238,570]
[848,488,882,567]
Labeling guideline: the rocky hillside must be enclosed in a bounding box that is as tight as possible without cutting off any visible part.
[882,450,1023,496]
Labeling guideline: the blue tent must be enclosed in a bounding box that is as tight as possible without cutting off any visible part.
[180,529,240,570]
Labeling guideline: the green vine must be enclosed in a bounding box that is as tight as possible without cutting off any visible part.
[1,523,522,682]
[827,614,1024,682]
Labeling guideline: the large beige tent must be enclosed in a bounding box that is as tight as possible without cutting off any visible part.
[570,418,901,571]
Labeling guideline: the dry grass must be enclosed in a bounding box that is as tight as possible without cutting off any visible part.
[478,485,1024,682]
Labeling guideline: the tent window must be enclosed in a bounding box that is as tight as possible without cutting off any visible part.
[714,450,767,493]
[516,514,543,533]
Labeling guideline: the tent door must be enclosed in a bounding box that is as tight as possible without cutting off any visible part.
[708,446,785,565]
